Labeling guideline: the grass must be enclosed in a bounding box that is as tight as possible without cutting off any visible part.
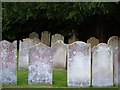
[2,70,119,89]
[2,70,67,88]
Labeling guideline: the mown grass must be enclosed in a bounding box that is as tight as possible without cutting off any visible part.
[2,70,119,89]
[2,70,67,88]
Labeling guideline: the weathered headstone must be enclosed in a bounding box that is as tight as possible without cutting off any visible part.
[107,36,119,86]
[51,34,64,46]
[68,33,78,44]
[18,38,35,70]
[28,43,53,84]
[87,37,99,48]
[52,40,67,70]
[41,31,50,46]
[67,41,91,87]
[29,32,39,39]
[114,47,118,86]
[32,37,40,44]
[118,37,120,86]
[107,36,119,51]
[92,43,113,87]
[0,40,17,84]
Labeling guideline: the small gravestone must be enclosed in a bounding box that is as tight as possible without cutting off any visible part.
[107,36,119,51]
[32,37,40,44]
[41,31,50,46]
[18,38,35,70]
[68,33,78,44]
[0,40,17,84]
[107,36,119,86]
[29,32,39,39]
[51,34,64,46]
[67,41,91,87]
[52,40,67,70]
[92,43,113,87]
[28,43,53,84]
[87,37,99,48]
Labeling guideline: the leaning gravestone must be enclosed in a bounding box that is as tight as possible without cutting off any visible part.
[41,31,50,46]
[0,40,17,84]
[92,43,113,87]
[107,36,119,86]
[18,38,35,70]
[28,43,54,84]
[87,37,99,48]
[52,40,67,70]
[29,32,39,39]
[51,34,64,46]
[67,41,91,87]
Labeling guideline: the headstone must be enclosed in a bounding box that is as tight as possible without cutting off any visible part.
[68,33,78,44]
[118,37,120,86]
[41,31,50,46]
[29,32,39,39]
[0,40,17,84]
[107,36,119,86]
[92,43,113,87]
[114,47,118,86]
[32,37,40,44]
[67,41,91,87]
[52,40,67,70]
[51,34,64,46]
[18,38,35,70]
[87,37,99,48]
[28,43,53,84]
[107,36,119,51]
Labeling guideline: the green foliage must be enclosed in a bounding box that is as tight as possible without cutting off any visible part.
[2,2,120,41]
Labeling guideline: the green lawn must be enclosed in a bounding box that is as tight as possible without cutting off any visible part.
[2,70,67,88]
[2,70,119,89]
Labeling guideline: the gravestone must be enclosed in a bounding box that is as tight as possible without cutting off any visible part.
[18,38,35,70]
[87,37,99,48]
[51,34,64,46]
[92,43,113,87]
[67,41,91,87]
[41,31,50,46]
[114,47,118,86]
[52,40,67,70]
[68,33,78,44]
[118,37,120,86]
[0,40,17,84]
[29,32,39,39]
[107,36,119,86]
[28,43,54,84]
[107,36,119,51]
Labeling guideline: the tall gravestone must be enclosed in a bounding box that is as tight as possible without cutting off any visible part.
[51,34,64,46]
[67,41,91,87]
[107,36,119,86]
[68,33,78,44]
[28,43,54,84]
[29,32,39,39]
[52,40,67,70]
[92,43,113,87]
[0,40,17,84]
[87,37,99,48]
[18,38,35,70]
[41,31,50,46]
